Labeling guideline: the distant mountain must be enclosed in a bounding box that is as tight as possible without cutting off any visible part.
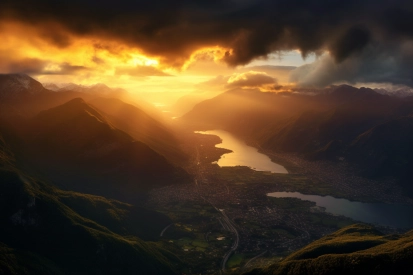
[171,90,223,117]
[0,75,90,117]
[180,87,329,137]
[262,86,397,156]
[42,80,167,123]
[42,82,60,91]
[0,134,177,274]
[180,85,413,196]
[0,75,166,133]
[0,74,47,101]
[243,224,413,275]
[374,86,413,98]
[181,88,284,131]
[180,85,402,153]
[44,82,127,96]
[18,98,189,202]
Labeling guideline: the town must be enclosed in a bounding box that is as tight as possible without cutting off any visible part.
[143,132,410,274]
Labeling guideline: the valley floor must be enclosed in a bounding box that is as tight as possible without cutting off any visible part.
[142,132,411,274]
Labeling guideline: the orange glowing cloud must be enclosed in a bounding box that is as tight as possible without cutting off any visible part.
[227,71,279,91]
[0,21,175,83]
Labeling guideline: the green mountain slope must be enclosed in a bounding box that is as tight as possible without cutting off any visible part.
[244,224,413,275]
[0,134,178,274]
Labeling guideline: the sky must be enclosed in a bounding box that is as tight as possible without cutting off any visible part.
[0,0,412,104]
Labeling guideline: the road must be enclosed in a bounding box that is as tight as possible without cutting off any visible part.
[193,141,240,273]
[220,210,239,272]
[160,223,174,237]
[243,250,267,269]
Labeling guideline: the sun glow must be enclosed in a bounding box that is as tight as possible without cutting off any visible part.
[0,21,306,108]
[128,55,159,67]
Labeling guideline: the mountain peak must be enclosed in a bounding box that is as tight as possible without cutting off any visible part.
[331,84,359,94]
[36,97,109,128]
[91,83,109,89]
[328,84,381,102]
[65,97,86,105]
[0,73,46,100]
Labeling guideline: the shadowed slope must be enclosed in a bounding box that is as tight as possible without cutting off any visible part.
[89,97,188,165]
[22,98,189,202]
[0,129,178,274]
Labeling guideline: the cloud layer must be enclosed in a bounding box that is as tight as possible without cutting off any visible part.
[0,0,412,86]
[227,71,277,89]
[290,41,413,87]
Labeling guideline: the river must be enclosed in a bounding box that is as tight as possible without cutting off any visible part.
[268,192,413,228]
[196,130,288,174]
[195,130,413,229]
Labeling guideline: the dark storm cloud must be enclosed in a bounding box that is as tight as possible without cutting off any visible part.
[290,41,413,87]
[0,52,88,75]
[0,58,46,74]
[330,26,371,63]
[42,63,89,75]
[1,0,413,85]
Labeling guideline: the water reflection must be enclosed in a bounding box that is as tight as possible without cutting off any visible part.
[268,191,413,228]
[196,130,288,174]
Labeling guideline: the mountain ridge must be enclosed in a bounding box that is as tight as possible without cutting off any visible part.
[243,224,413,275]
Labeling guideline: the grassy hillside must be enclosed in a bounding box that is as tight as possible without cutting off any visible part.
[0,169,178,274]
[0,133,179,274]
[244,224,413,275]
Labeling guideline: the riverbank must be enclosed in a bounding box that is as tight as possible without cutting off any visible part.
[234,134,413,205]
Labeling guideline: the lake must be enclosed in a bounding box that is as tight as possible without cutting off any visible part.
[196,130,288,174]
[268,191,413,228]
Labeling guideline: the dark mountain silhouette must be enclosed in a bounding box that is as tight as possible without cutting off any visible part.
[18,98,190,202]
[243,224,413,275]
[0,74,47,101]
[89,97,188,165]
[45,81,167,123]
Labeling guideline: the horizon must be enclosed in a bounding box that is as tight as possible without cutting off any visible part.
[1,0,412,105]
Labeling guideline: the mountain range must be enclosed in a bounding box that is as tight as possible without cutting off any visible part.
[0,74,190,203]
[0,73,197,274]
[180,85,413,197]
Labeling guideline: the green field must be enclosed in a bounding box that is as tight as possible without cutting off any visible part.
[227,253,244,268]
